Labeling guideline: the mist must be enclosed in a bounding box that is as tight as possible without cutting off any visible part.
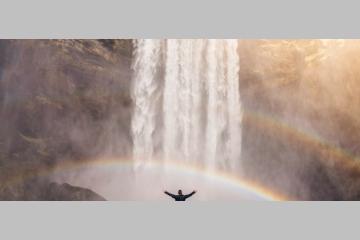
[0,40,133,199]
[1,39,360,200]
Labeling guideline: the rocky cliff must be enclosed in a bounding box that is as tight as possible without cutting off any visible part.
[0,40,132,200]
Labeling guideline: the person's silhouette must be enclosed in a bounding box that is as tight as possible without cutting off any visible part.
[164,189,196,201]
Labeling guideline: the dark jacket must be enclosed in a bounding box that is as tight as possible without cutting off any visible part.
[164,191,196,201]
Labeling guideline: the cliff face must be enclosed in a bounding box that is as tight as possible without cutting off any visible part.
[0,40,133,199]
[238,40,360,200]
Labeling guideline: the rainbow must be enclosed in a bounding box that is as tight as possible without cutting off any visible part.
[244,109,360,167]
[1,157,288,201]
[8,108,360,201]
[51,158,289,201]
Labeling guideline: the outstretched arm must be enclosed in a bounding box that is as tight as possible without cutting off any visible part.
[184,190,196,199]
[164,191,176,198]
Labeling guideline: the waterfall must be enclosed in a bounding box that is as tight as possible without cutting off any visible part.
[131,39,242,172]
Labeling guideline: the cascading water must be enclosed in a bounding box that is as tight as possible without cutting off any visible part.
[131,39,243,173]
